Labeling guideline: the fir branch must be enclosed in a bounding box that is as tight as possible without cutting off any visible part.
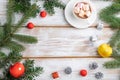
[0,52,7,59]
[0,51,22,69]
[21,60,43,80]
[0,4,39,48]
[4,41,25,52]
[108,30,120,58]
[13,34,38,43]
[43,0,65,15]
[0,27,4,38]
[99,3,120,29]
[6,0,14,26]
[13,4,39,32]
[13,0,40,16]
[104,59,120,69]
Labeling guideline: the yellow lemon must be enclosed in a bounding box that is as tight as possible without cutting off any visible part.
[98,43,112,58]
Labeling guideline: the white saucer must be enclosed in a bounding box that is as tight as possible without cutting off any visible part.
[65,0,97,29]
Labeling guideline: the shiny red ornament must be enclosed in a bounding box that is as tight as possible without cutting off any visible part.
[40,11,47,18]
[52,72,59,79]
[27,22,34,29]
[10,62,25,78]
[80,69,87,77]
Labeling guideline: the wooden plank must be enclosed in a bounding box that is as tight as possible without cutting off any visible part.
[33,58,120,80]
[13,27,114,57]
[0,0,112,26]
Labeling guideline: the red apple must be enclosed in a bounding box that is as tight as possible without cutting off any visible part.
[10,62,25,78]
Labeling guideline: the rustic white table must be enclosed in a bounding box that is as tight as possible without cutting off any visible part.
[0,0,120,80]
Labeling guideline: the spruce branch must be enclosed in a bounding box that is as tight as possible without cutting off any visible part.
[0,4,38,51]
[0,52,7,59]
[21,60,43,80]
[0,51,22,69]
[13,34,38,43]
[43,0,65,15]
[104,59,120,69]
[99,3,120,29]
[4,41,25,52]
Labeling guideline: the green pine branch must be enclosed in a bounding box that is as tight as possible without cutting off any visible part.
[0,0,43,79]
[43,0,65,15]
[4,41,25,52]
[99,3,120,29]
[0,3,38,52]
[20,60,43,80]
[13,34,38,43]
[104,59,120,69]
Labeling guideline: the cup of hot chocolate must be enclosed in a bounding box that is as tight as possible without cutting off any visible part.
[73,1,92,19]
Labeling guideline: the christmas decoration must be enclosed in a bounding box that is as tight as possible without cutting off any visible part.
[98,43,112,58]
[9,62,25,78]
[64,67,72,74]
[40,11,47,18]
[52,72,59,79]
[89,62,98,70]
[95,72,104,79]
[79,69,87,77]
[89,36,98,42]
[97,22,104,30]
[0,0,43,79]
[27,22,34,29]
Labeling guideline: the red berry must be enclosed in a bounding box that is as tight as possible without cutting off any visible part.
[80,69,87,77]
[27,22,34,29]
[40,11,47,18]
[52,72,59,79]
[10,62,25,78]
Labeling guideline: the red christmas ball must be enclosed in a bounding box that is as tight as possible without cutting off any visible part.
[80,69,87,77]
[10,62,25,78]
[27,22,34,29]
[40,11,47,18]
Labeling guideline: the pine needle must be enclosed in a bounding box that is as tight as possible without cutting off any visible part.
[43,0,65,15]
[13,34,38,43]
[0,52,7,59]
[4,41,25,52]
[104,59,120,69]
[99,3,120,29]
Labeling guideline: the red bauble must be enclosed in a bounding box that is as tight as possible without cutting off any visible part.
[40,11,47,18]
[52,72,59,79]
[80,69,87,77]
[10,62,25,78]
[27,22,34,29]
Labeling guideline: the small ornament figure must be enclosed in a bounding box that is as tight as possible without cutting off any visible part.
[89,62,98,70]
[9,62,25,78]
[95,72,104,79]
[40,10,47,18]
[64,67,72,74]
[97,22,104,30]
[52,72,59,79]
[98,43,112,58]
[27,22,34,29]
[79,69,87,77]
[89,36,98,42]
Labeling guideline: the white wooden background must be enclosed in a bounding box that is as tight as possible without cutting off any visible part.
[0,0,120,80]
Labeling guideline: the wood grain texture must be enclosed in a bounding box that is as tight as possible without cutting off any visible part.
[15,27,114,57]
